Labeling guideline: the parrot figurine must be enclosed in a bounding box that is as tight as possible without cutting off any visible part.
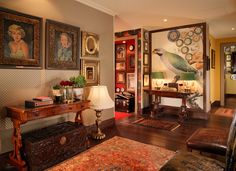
[153,48,197,74]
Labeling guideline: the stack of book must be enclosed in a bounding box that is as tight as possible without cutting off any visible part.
[25,96,53,108]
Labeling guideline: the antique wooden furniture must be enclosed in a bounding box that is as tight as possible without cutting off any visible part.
[186,127,228,155]
[144,90,191,122]
[160,113,236,171]
[115,93,134,113]
[23,121,88,171]
[6,100,89,171]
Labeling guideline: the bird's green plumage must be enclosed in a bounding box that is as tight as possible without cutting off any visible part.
[164,51,197,73]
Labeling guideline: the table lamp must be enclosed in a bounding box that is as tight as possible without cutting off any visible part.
[152,71,164,89]
[179,72,196,93]
[87,85,114,139]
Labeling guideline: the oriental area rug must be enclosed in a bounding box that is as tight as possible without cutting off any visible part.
[214,107,235,117]
[47,136,175,171]
[132,118,180,131]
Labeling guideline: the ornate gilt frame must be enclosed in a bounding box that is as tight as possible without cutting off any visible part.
[81,31,99,57]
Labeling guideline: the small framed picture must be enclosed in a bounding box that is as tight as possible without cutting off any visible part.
[81,59,100,86]
[143,74,149,87]
[0,7,42,69]
[143,53,149,66]
[46,19,80,70]
[116,61,126,71]
[81,31,99,57]
[127,73,135,92]
[211,49,215,69]
[127,55,135,72]
[116,72,125,84]
[144,41,149,52]
[143,67,149,73]
[116,44,126,61]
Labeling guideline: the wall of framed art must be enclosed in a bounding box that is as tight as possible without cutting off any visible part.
[0,0,113,154]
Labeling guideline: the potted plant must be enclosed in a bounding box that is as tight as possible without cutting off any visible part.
[69,75,86,100]
[52,84,61,96]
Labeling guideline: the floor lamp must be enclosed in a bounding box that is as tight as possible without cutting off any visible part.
[87,85,114,139]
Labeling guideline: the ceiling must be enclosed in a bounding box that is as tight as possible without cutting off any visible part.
[76,0,236,39]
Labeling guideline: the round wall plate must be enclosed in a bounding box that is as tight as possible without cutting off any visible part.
[129,45,134,51]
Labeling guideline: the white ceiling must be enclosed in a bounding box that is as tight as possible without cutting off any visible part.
[76,0,236,38]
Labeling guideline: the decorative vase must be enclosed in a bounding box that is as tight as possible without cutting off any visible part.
[62,86,74,103]
[73,88,84,100]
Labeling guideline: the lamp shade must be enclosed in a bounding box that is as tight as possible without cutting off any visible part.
[180,72,195,80]
[87,85,114,110]
[152,72,164,79]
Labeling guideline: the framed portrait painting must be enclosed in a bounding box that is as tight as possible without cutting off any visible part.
[0,7,42,69]
[46,19,80,70]
[81,59,100,86]
[116,44,126,61]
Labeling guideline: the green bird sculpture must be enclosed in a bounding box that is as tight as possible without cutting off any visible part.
[153,48,197,74]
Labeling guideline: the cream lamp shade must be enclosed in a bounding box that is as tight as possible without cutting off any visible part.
[87,85,114,110]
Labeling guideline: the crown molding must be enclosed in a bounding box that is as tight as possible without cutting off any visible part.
[75,0,117,16]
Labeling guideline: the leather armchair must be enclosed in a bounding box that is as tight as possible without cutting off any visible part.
[160,113,236,171]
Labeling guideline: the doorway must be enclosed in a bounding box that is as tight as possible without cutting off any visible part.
[114,36,138,115]
[220,43,236,108]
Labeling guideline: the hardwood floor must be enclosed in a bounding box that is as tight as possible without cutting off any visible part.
[0,105,234,171]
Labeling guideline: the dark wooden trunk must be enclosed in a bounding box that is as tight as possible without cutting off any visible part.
[22,121,88,171]
[115,97,134,113]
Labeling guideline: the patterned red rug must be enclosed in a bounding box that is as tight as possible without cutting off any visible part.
[133,118,180,131]
[214,108,235,117]
[47,136,175,171]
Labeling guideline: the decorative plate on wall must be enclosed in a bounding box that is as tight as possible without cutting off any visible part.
[167,30,180,42]
[176,39,184,47]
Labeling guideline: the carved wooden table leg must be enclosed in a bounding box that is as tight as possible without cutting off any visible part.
[150,95,161,118]
[179,96,188,123]
[9,119,27,171]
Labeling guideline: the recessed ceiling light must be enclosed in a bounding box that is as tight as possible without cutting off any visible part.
[122,41,126,43]
[232,28,235,31]
[163,19,168,22]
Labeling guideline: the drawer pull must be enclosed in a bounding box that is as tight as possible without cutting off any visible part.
[60,136,67,145]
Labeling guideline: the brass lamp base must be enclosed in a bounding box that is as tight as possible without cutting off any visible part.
[91,110,106,140]
[91,131,106,140]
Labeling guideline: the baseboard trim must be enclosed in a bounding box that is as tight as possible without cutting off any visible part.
[211,101,220,107]
[225,94,236,98]
[85,118,115,133]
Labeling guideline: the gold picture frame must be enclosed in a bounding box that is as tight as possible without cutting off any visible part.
[81,59,100,86]
[143,74,149,87]
[116,61,126,71]
[0,7,42,69]
[81,31,99,57]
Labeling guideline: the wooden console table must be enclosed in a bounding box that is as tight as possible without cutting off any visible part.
[6,100,89,171]
[144,90,191,122]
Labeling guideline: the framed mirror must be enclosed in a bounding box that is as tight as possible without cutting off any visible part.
[82,31,99,57]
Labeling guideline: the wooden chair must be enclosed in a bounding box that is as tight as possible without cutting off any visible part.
[160,113,236,171]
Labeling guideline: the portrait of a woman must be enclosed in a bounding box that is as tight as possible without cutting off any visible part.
[7,24,30,59]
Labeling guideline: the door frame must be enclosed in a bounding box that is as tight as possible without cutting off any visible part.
[115,35,138,114]
[220,42,236,106]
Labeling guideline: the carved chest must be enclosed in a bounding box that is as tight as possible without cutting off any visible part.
[22,121,88,171]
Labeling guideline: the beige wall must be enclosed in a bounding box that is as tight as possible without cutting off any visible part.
[0,0,114,153]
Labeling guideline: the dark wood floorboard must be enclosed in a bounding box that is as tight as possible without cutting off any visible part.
[0,105,234,171]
